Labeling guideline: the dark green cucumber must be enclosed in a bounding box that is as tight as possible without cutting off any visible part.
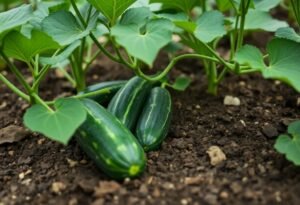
[78,81,126,104]
[76,98,146,179]
[107,76,153,130]
[136,87,172,152]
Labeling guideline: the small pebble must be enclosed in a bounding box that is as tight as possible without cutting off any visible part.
[184,176,203,185]
[66,158,78,168]
[51,182,66,194]
[220,191,229,199]
[207,146,226,166]
[224,96,241,106]
[94,181,120,197]
[139,184,148,194]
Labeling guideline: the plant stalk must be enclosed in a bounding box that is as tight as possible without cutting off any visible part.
[0,73,30,102]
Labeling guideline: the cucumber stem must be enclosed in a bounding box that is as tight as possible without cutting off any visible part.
[0,73,30,102]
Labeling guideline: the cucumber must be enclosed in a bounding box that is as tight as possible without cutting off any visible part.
[136,87,172,152]
[78,80,126,104]
[76,98,146,179]
[108,76,153,130]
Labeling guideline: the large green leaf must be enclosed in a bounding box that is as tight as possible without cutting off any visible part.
[120,7,152,25]
[3,30,60,63]
[253,0,281,11]
[21,1,70,38]
[24,98,87,145]
[215,0,254,11]
[87,0,136,24]
[42,10,97,46]
[244,9,288,32]
[111,18,173,66]
[131,0,161,11]
[149,0,198,13]
[235,38,300,92]
[0,5,32,34]
[275,121,300,166]
[194,11,226,43]
[215,0,233,11]
[275,27,300,43]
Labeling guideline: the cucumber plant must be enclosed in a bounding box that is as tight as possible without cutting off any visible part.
[0,0,300,177]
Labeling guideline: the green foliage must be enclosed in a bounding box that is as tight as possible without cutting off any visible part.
[40,41,81,66]
[169,76,192,91]
[275,27,300,43]
[0,5,32,36]
[194,11,226,43]
[275,121,300,165]
[149,0,199,13]
[290,0,300,26]
[253,0,281,11]
[24,98,87,145]
[87,0,136,24]
[42,10,97,46]
[243,9,288,32]
[111,18,173,66]
[235,39,300,92]
[2,30,60,63]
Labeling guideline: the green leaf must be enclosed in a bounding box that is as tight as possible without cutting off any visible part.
[194,11,226,43]
[234,45,265,70]
[42,10,97,46]
[216,0,254,11]
[131,0,161,11]
[120,6,152,25]
[275,121,300,166]
[87,0,136,24]
[0,5,32,34]
[174,21,196,33]
[40,41,81,66]
[156,12,188,22]
[21,1,70,38]
[111,18,173,66]
[23,98,87,145]
[244,9,288,32]
[253,0,281,11]
[275,27,300,43]
[170,76,192,91]
[216,0,235,11]
[149,0,199,13]
[235,38,300,92]
[3,30,60,63]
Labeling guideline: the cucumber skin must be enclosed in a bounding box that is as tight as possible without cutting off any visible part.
[76,99,146,179]
[136,87,172,152]
[79,81,126,104]
[107,76,153,130]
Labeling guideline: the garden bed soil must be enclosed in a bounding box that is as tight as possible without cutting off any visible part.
[1,55,300,205]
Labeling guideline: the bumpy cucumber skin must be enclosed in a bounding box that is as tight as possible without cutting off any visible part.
[136,87,172,152]
[107,76,153,130]
[79,81,126,104]
[76,99,146,179]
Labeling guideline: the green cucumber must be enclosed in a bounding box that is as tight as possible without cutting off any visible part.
[136,87,172,152]
[78,80,126,104]
[76,98,146,179]
[108,76,153,130]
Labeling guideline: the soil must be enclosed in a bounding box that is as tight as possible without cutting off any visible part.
[1,53,300,205]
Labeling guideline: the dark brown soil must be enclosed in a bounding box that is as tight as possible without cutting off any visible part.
[1,55,300,205]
